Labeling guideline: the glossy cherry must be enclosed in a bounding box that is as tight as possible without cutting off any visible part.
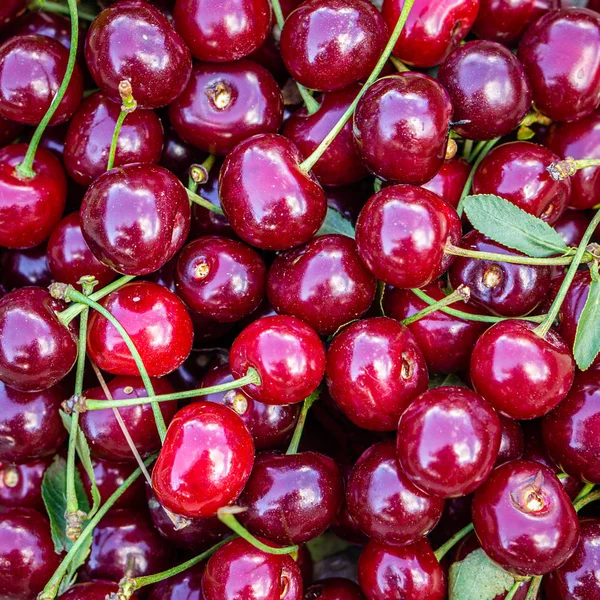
[148,564,205,600]
[0,0,26,30]
[496,415,525,467]
[1,244,51,291]
[421,157,470,209]
[58,581,140,600]
[304,579,365,600]
[0,457,50,511]
[554,211,591,249]
[159,121,203,180]
[12,10,79,53]
[326,317,428,431]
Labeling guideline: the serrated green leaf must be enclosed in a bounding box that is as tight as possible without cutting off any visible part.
[449,548,515,600]
[463,195,569,258]
[306,531,351,562]
[574,270,600,370]
[57,541,92,596]
[316,207,355,238]
[428,373,469,389]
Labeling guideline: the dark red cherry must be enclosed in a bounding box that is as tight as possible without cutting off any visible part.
[382,0,478,68]
[86,281,193,377]
[324,180,373,224]
[201,537,303,600]
[85,1,192,109]
[0,508,61,600]
[353,73,452,185]
[1,244,51,291]
[0,34,83,125]
[358,539,445,600]
[0,114,22,146]
[175,236,266,323]
[148,563,204,600]
[449,231,552,317]
[267,234,376,336]
[38,122,69,161]
[304,578,365,600]
[0,457,50,511]
[12,10,79,53]
[0,1,26,30]
[438,40,532,140]
[59,581,140,600]
[429,494,473,548]
[152,401,254,518]
[355,185,461,289]
[472,141,570,224]
[80,375,178,462]
[239,451,344,545]
[0,143,67,249]
[472,460,580,576]
[326,317,428,431]
[470,319,575,419]
[553,210,591,247]
[0,287,76,392]
[518,8,600,122]
[219,133,327,250]
[159,121,203,179]
[421,157,470,209]
[230,315,326,405]
[170,59,283,156]
[280,0,387,92]
[496,415,525,467]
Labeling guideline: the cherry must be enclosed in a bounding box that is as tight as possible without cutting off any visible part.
[85,0,192,109]
[0,286,77,392]
[219,133,327,250]
[421,157,470,209]
[170,59,283,156]
[553,210,590,247]
[238,451,344,545]
[429,494,473,548]
[353,73,452,185]
[470,319,575,419]
[0,114,22,146]
[1,244,52,291]
[357,539,445,600]
[230,315,326,405]
[0,457,50,511]
[518,8,600,122]
[472,141,570,224]
[0,34,83,125]
[304,578,365,600]
[0,508,61,600]
[58,581,140,600]
[201,537,303,600]
[148,563,205,600]
[496,415,525,467]
[0,143,67,249]
[86,281,193,377]
[266,234,376,336]
[382,0,479,68]
[355,185,461,289]
[159,121,203,179]
[12,11,79,53]
[449,231,552,317]
[0,1,26,30]
[326,317,428,431]
[437,40,532,140]
[324,180,373,224]
[472,460,580,576]
[152,401,255,518]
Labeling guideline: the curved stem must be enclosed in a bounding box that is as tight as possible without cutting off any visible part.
[574,482,595,503]
[285,388,320,455]
[389,55,410,72]
[525,576,543,600]
[186,188,225,215]
[106,111,128,172]
[505,581,523,600]
[444,243,582,266]
[462,139,473,161]
[574,489,600,512]
[434,522,474,561]
[402,286,470,326]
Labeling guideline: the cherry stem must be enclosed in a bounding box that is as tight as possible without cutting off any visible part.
[389,55,410,72]
[401,285,470,326]
[31,0,97,21]
[462,139,473,161]
[17,0,79,178]
[106,81,137,171]
[524,576,542,600]
[186,188,225,215]
[299,0,417,173]
[189,154,217,190]
[547,157,600,181]
[574,488,600,512]
[505,581,523,600]
[217,508,298,555]
[434,522,474,561]
[574,482,595,503]
[285,388,320,455]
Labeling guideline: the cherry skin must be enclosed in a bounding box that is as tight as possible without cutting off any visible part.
[0,457,50,511]
[0,1,26,30]
[437,40,532,140]
[518,8,600,122]
[266,234,376,336]
[152,401,255,518]
[357,539,445,600]
[0,34,83,125]
[219,133,327,250]
[1,244,51,291]
[0,114,22,146]
[169,59,283,156]
[238,451,344,545]
[421,157,470,209]
[0,287,77,392]
[470,319,575,420]
[0,144,67,249]
[324,180,373,224]
[12,10,78,53]
[304,579,366,600]
[353,73,452,185]
[382,0,479,68]
[85,0,192,109]
[554,210,591,248]
[0,508,62,600]
[472,460,580,576]
[147,563,205,600]
[230,315,326,405]
[355,185,461,289]
[496,415,525,467]
[86,281,193,377]
[201,537,303,600]
[81,163,190,276]
[58,581,140,600]
[326,317,428,431]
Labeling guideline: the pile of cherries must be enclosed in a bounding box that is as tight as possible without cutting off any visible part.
[2,0,600,598]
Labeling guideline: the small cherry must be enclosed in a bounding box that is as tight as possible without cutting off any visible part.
[1,244,52,291]
[148,564,204,600]
[421,157,470,209]
[0,457,50,511]
[159,122,204,180]
[304,579,366,600]
[496,415,525,467]
[58,581,140,600]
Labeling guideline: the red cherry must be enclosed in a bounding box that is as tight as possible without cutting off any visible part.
[1,243,52,291]
[421,157,470,209]
[147,564,204,600]
[12,10,80,54]
[304,578,365,600]
[0,114,22,146]
[58,581,140,600]
[496,415,525,467]
[0,457,50,511]
[0,1,26,30]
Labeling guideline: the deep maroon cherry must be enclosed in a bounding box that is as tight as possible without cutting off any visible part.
[59,581,140,600]
[0,286,77,392]
[159,121,203,180]
[230,315,326,405]
[38,122,69,161]
[553,210,590,248]
[304,579,365,600]
[0,34,83,124]
[1,244,51,291]
[438,40,532,140]
[152,401,255,518]
[86,281,193,377]
[0,0,26,30]
[326,317,428,431]
[355,185,461,289]
[148,564,204,600]
[85,0,192,109]
[353,73,452,185]
[496,415,525,467]
[219,133,327,250]
[12,10,79,53]
[421,157,470,209]
[0,457,50,511]
[470,319,575,419]
[472,460,580,576]
[429,494,473,548]
[324,180,373,224]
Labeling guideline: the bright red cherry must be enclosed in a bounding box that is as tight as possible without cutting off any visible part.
[304,578,365,600]
[59,581,140,600]
[421,157,470,209]
[1,244,51,291]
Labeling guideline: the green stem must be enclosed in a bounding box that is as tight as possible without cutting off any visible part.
[469,140,487,163]
[189,154,217,187]
[547,157,600,181]
[299,0,417,173]
[505,581,523,600]
[389,55,410,72]
[31,0,98,21]
[17,0,79,178]
[445,243,584,266]
[574,489,600,512]
[574,482,595,503]
[186,188,225,215]
[434,522,474,561]
[286,389,320,455]
[525,576,542,600]
[402,286,470,326]
[106,110,128,171]
[462,139,473,161]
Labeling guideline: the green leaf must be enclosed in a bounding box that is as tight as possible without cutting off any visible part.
[449,548,515,600]
[574,269,600,370]
[57,540,92,596]
[306,532,351,562]
[463,194,569,258]
[428,373,469,389]
[316,207,355,238]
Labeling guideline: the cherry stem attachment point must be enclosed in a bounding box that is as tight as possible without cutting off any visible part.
[186,188,225,215]
[106,80,137,172]
[285,388,320,455]
[434,522,474,562]
[402,285,470,326]
[189,154,217,188]
[547,157,600,181]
